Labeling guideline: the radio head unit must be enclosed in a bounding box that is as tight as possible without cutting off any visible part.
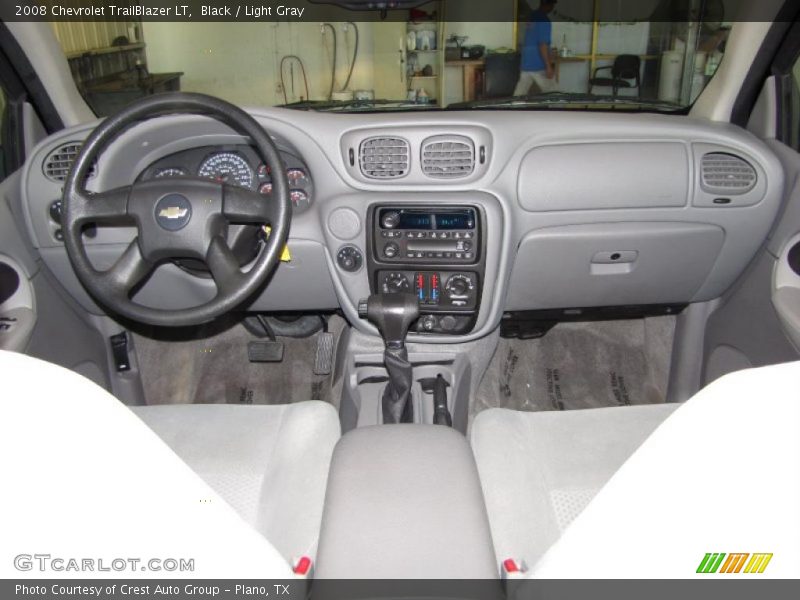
[375,208,479,263]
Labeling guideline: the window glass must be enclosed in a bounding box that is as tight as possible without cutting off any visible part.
[49,8,728,114]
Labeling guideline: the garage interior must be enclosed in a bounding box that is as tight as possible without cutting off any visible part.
[49,0,728,115]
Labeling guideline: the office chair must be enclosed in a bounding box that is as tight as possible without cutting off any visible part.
[482,52,521,98]
[588,54,641,97]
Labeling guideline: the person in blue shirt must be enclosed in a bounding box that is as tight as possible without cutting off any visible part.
[514,0,558,96]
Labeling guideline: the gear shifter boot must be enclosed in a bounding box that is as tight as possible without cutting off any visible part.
[382,346,414,423]
[358,293,420,424]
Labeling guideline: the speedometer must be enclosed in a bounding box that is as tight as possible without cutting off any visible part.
[197,152,254,189]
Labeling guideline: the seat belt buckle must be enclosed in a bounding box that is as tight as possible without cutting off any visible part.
[292,555,313,579]
[501,558,528,598]
[501,557,528,579]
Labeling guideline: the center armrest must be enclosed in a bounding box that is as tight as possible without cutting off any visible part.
[315,425,498,579]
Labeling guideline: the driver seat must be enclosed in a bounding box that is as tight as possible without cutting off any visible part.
[132,402,340,562]
[0,350,339,573]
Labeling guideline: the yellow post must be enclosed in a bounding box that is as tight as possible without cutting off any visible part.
[512,0,519,49]
[590,0,600,74]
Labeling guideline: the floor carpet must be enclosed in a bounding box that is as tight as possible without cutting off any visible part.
[474,317,675,415]
[132,316,344,406]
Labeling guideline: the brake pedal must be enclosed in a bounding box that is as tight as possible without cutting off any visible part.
[314,332,334,375]
[248,340,285,363]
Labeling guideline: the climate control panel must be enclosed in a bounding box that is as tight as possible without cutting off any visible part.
[377,271,479,311]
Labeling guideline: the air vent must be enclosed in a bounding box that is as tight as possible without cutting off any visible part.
[359,137,409,179]
[43,142,94,182]
[421,136,475,178]
[701,152,757,194]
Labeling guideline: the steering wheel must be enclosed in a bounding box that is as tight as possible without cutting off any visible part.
[62,93,291,327]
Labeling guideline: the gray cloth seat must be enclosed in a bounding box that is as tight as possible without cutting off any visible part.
[133,401,340,562]
[471,403,679,568]
[471,361,800,577]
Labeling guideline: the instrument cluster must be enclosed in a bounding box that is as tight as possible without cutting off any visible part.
[138,145,314,213]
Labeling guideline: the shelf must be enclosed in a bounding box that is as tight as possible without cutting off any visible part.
[65,42,145,60]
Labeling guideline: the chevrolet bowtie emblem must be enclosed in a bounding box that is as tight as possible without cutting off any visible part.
[159,206,188,219]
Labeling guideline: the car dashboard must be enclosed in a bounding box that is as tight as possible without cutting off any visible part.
[19,107,785,343]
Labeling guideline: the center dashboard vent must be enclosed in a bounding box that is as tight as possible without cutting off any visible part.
[359,137,410,179]
[421,135,475,178]
[43,142,94,182]
[700,152,757,194]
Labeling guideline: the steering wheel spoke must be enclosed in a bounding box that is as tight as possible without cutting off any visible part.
[98,239,152,298]
[222,184,279,225]
[206,236,245,294]
[71,186,133,225]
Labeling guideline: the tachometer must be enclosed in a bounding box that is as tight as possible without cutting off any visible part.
[198,152,254,189]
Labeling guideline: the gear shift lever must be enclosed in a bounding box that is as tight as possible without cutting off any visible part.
[358,293,419,423]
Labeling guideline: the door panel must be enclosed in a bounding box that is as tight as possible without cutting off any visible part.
[0,172,37,351]
[702,78,800,383]
[768,140,800,353]
[773,232,800,351]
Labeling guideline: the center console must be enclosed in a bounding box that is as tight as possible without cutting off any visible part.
[368,205,485,335]
[315,425,498,579]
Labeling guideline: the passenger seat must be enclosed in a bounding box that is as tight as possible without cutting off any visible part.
[471,362,800,577]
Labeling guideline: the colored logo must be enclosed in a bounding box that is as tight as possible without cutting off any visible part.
[155,194,192,231]
[696,553,773,574]
[159,206,188,220]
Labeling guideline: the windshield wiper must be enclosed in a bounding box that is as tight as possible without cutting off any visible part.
[282,98,438,112]
[448,92,682,112]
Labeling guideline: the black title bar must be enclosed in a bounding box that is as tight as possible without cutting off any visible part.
[0,0,790,23]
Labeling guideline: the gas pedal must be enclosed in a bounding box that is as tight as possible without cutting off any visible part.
[314,332,334,375]
[248,340,285,363]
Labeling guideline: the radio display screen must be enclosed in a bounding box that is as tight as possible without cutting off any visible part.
[384,210,475,230]
[436,213,475,230]
[397,213,433,229]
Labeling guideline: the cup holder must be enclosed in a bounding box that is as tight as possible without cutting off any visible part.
[789,242,800,278]
[0,261,20,305]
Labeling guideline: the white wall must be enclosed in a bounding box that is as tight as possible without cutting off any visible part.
[142,21,375,107]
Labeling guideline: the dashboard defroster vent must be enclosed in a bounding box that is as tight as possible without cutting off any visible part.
[701,152,756,194]
[359,137,410,179]
[43,142,94,182]
[421,136,475,178]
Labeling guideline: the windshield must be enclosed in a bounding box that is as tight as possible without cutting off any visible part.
[49,1,730,115]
